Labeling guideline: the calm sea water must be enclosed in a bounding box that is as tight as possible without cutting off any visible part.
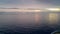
[0,12,60,34]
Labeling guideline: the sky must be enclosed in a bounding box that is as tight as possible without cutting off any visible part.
[0,0,60,8]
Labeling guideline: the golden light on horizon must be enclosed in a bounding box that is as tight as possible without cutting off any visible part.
[17,9,41,12]
[46,8,60,11]
[0,9,41,12]
[34,10,41,12]
[0,8,60,12]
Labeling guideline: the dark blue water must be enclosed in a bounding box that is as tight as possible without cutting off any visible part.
[0,12,60,34]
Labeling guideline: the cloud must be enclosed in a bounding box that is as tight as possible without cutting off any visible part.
[37,0,60,6]
[0,0,37,5]
[0,0,60,8]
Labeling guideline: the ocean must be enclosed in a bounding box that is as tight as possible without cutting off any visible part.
[0,12,60,34]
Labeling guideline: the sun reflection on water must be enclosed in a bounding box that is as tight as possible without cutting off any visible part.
[34,14,40,23]
[48,13,58,24]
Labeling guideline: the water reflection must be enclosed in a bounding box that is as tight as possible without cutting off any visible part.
[34,13,40,23]
[48,13,58,24]
[34,12,59,24]
[0,12,60,34]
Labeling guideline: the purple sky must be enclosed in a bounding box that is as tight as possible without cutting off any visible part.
[0,0,60,8]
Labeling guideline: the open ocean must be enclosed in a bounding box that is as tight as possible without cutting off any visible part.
[0,11,60,34]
